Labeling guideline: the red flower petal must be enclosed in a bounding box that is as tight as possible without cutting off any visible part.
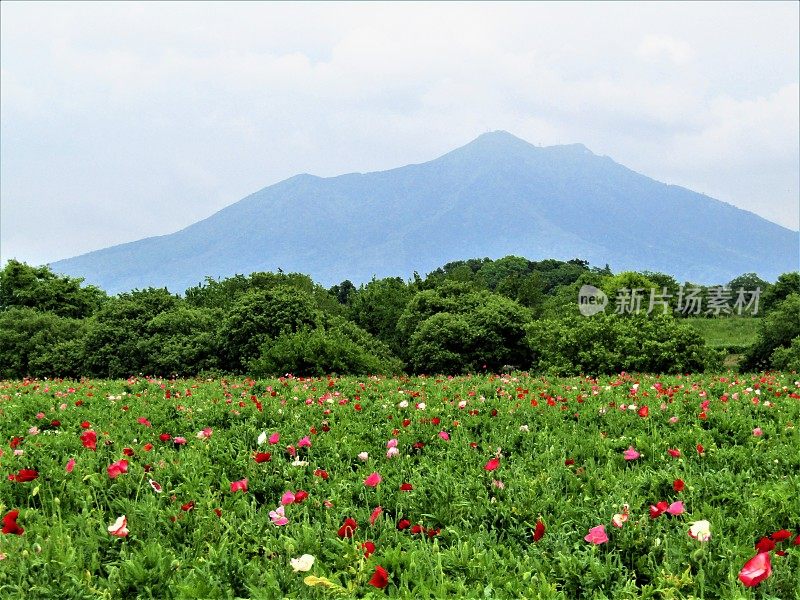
[368,565,389,589]
[484,457,500,471]
[533,519,546,542]
[337,517,358,539]
[738,552,771,587]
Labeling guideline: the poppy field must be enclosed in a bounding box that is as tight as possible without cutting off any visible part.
[1,373,799,599]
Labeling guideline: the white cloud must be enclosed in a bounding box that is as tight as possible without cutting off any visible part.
[1,1,798,266]
[638,35,694,64]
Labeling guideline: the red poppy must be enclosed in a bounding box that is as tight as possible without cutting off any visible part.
[667,448,681,458]
[181,501,195,512]
[338,517,358,538]
[484,457,500,471]
[314,469,329,479]
[673,479,685,492]
[159,433,171,442]
[411,524,425,534]
[254,452,271,463]
[369,506,383,526]
[402,419,411,428]
[696,444,705,455]
[362,541,376,557]
[143,443,153,451]
[80,421,90,429]
[738,552,771,587]
[2,510,23,535]
[638,406,649,418]
[80,430,97,451]
[214,508,222,517]
[11,469,39,483]
[399,483,413,491]
[107,459,128,479]
[533,519,546,542]
[122,448,134,457]
[397,519,411,530]
[294,490,309,503]
[427,528,441,538]
[771,529,792,541]
[368,565,389,589]
[649,501,669,519]
[755,537,776,553]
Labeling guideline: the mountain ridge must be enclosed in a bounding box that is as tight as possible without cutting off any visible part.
[51,131,798,294]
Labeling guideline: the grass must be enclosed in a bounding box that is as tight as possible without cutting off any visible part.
[0,373,798,599]
[684,317,760,349]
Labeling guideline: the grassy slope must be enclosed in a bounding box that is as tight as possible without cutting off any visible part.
[685,317,760,349]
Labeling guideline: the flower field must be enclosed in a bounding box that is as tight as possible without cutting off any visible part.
[1,373,799,599]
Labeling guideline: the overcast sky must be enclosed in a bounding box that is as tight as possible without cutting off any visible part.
[2,1,798,266]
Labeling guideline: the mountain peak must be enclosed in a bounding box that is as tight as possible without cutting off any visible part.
[50,132,797,293]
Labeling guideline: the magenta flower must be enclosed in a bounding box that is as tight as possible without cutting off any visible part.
[584,525,609,544]
[623,447,640,461]
[364,472,382,487]
[230,479,248,493]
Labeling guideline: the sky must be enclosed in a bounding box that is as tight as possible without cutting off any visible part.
[2,1,798,267]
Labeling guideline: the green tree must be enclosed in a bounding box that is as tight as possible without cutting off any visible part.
[761,272,799,313]
[0,259,106,318]
[742,294,800,371]
[0,307,83,378]
[526,313,718,376]
[347,277,413,355]
[218,286,321,371]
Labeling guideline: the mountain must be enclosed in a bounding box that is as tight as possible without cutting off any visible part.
[51,131,798,294]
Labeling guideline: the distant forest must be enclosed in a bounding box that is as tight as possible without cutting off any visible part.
[1,257,798,379]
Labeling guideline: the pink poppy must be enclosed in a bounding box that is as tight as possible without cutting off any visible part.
[666,501,685,516]
[269,505,288,526]
[230,479,248,493]
[297,436,311,448]
[370,506,383,526]
[281,491,296,505]
[364,472,382,487]
[65,458,76,473]
[584,525,608,544]
[268,432,280,445]
[108,515,129,537]
[623,447,640,461]
[107,460,128,479]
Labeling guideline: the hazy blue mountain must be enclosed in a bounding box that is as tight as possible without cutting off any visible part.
[51,131,798,294]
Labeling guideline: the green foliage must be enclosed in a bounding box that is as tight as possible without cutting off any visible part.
[185,271,342,316]
[219,286,322,372]
[0,259,106,318]
[346,278,413,355]
[761,272,799,313]
[403,286,533,373]
[79,288,182,378]
[0,373,798,599]
[743,294,800,371]
[0,307,83,378]
[526,313,719,375]
[250,324,403,377]
[770,336,800,371]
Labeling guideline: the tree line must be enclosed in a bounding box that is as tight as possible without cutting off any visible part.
[0,257,797,378]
